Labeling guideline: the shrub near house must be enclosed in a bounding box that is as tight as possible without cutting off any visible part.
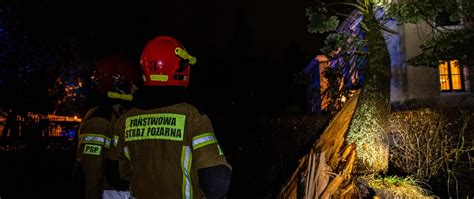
[389,108,474,198]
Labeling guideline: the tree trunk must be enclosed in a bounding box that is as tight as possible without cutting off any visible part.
[346,4,391,174]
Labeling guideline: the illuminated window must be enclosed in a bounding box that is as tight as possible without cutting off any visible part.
[439,60,463,91]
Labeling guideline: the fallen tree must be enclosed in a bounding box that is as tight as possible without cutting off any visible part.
[279,90,360,199]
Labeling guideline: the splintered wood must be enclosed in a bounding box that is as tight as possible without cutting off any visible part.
[278,90,360,199]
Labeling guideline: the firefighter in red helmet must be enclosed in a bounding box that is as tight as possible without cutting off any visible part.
[73,55,137,199]
[108,36,232,199]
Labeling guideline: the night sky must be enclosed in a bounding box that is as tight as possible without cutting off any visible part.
[1,0,325,114]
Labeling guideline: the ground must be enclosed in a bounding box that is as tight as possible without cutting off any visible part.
[0,143,77,199]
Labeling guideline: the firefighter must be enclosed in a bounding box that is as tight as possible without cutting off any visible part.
[73,55,137,199]
[108,35,232,198]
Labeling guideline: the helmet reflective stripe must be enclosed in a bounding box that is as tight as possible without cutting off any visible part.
[107,91,133,101]
[181,146,192,199]
[123,146,131,161]
[150,74,169,82]
[192,133,217,150]
[79,134,111,148]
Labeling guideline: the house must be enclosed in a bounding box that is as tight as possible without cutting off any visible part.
[315,8,474,111]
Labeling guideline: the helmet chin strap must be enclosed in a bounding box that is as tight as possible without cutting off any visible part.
[107,91,133,101]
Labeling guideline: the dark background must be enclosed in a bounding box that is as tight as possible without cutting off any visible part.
[0,0,327,198]
[0,0,325,113]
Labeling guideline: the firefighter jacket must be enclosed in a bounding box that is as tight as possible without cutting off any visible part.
[108,103,231,199]
[76,105,131,199]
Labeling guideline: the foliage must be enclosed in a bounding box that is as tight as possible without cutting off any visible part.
[385,0,474,66]
[409,26,474,66]
[306,5,340,34]
[385,0,451,24]
[385,0,473,25]
[320,33,350,56]
[369,175,418,187]
[317,33,368,115]
[389,108,474,198]
[321,64,346,114]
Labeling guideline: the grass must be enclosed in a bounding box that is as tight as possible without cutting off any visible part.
[364,175,436,199]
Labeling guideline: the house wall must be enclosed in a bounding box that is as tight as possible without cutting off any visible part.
[388,21,474,107]
[387,19,408,102]
[389,22,439,102]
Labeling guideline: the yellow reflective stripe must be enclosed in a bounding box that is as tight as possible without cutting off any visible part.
[104,138,111,148]
[175,47,197,65]
[79,133,109,140]
[125,113,186,142]
[123,146,131,161]
[181,146,192,199]
[113,135,119,147]
[150,74,169,82]
[83,144,102,155]
[192,133,217,150]
[217,144,224,156]
[107,91,133,101]
[79,134,111,148]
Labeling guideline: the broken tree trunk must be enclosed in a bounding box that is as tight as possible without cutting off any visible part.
[278,90,361,199]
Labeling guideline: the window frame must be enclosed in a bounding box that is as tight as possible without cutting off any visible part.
[439,60,465,92]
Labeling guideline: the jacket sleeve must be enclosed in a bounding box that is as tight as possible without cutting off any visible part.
[191,114,232,198]
[191,114,231,170]
[105,158,130,191]
[105,113,132,190]
[198,165,232,199]
[71,161,86,198]
[76,108,113,199]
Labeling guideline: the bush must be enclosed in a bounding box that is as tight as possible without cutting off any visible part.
[389,108,474,197]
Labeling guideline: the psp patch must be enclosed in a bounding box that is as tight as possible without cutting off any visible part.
[83,144,102,155]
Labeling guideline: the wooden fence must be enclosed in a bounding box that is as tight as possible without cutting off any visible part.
[0,113,81,138]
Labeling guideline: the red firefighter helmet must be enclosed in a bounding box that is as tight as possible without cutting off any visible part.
[93,55,138,101]
[140,36,196,87]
